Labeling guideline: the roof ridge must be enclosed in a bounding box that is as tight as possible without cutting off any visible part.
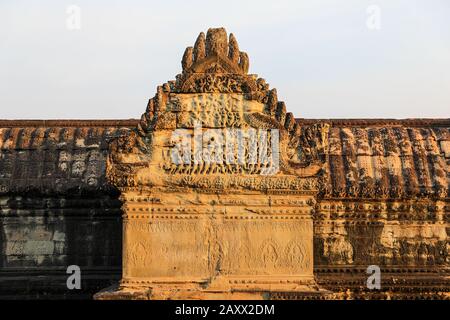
[0,118,449,128]
[0,119,140,127]
[295,118,450,127]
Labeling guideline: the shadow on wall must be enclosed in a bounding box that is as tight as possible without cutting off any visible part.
[0,191,123,299]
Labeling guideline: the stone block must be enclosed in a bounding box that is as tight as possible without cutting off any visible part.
[23,240,55,256]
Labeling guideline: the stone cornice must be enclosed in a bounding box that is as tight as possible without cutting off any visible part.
[1,118,448,129]
[0,119,139,128]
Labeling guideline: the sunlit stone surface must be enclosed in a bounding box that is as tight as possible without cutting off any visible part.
[0,28,448,299]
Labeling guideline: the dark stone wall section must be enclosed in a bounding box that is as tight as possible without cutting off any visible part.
[0,195,122,299]
[0,122,132,299]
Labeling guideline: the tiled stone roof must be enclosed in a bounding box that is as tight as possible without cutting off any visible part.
[0,121,135,195]
[315,120,450,199]
[1,119,448,199]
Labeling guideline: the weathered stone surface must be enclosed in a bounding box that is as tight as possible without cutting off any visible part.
[0,29,449,300]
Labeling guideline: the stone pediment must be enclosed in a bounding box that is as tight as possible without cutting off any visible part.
[105,30,323,297]
[107,28,329,192]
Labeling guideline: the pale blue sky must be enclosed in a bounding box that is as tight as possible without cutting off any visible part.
[0,0,449,119]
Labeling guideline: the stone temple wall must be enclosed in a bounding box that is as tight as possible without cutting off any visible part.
[0,121,135,298]
[0,27,448,299]
[310,120,450,299]
[0,118,448,299]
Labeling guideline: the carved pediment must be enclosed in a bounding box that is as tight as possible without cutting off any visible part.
[108,28,329,191]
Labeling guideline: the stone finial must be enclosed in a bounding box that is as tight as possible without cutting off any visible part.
[193,32,206,62]
[181,47,193,70]
[205,27,228,57]
[228,33,239,63]
[239,52,249,74]
[181,27,250,74]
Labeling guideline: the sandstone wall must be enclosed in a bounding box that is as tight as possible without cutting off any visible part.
[311,120,449,299]
[0,119,448,299]
[0,122,133,298]
[0,195,122,298]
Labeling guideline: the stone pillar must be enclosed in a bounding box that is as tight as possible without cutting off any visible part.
[115,190,319,299]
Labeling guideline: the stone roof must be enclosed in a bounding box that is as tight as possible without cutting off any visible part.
[0,120,135,195]
[0,119,448,199]
[316,119,450,199]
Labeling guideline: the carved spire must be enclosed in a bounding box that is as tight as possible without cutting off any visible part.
[239,52,249,74]
[181,47,193,71]
[205,27,228,56]
[228,33,239,63]
[193,32,206,63]
[180,27,250,74]
[267,89,278,115]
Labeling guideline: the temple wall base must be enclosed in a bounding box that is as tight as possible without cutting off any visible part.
[95,276,329,300]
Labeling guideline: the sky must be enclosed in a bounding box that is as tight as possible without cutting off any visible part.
[0,0,449,119]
